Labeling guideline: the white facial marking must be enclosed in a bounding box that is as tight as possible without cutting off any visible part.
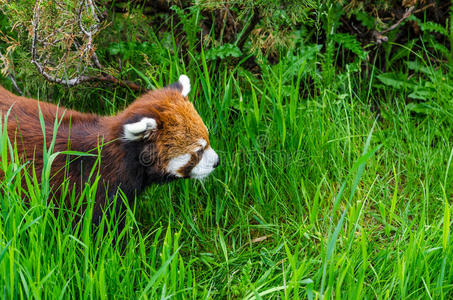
[199,138,207,148]
[190,147,219,180]
[166,153,191,177]
[179,75,191,97]
[123,117,157,141]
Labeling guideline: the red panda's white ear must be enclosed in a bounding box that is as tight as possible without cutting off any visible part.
[178,75,191,97]
[168,75,191,97]
[123,117,157,141]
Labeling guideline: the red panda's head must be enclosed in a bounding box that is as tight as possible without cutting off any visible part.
[117,75,219,181]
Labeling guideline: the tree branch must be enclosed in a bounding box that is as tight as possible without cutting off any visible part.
[30,0,146,91]
[373,6,415,44]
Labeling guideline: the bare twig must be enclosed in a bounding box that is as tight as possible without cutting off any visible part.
[251,235,272,243]
[97,75,148,92]
[373,6,415,44]
[6,72,22,95]
[90,52,103,69]
[30,0,41,67]
[381,6,414,34]
[413,3,436,15]
[0,51,22,95]
[372,3,436,44]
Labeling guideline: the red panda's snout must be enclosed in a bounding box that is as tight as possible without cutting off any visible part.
[120,75,219,182]
[165,139,220,180]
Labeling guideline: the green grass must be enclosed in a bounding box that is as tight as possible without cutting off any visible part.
[2,7,453,300]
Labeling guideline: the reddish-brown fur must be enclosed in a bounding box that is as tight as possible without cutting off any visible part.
[0,83,210,224]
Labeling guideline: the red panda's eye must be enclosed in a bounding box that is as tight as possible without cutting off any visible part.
[196,149,204,157]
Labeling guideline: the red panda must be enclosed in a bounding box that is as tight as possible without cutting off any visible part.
[0,75,219,224]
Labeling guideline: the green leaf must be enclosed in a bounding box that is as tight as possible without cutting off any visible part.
[405,61,432,75]
[377,73,407,89]
[406,102,434,114]
[205,44,242,61]
[408,88,432,100]
[331,33,367,59]
[354,11,375,29]
[420,21,449,36]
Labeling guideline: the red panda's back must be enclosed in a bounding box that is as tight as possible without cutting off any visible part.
[0,86,104,199]
[0,86,98,125]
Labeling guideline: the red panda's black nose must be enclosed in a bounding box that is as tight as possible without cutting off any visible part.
[213,158,220,168]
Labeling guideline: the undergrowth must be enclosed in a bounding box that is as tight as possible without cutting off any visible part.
[1,1,453,299]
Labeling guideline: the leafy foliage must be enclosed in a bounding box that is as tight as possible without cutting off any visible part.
[1,0,105,83]
[205,44,242,61]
